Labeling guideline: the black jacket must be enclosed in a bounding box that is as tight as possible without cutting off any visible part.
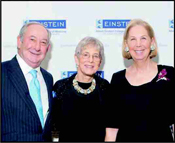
[44,73,109,141]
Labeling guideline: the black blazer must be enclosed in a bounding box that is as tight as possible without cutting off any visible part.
[43,73,109,141]
[1,56,53,141]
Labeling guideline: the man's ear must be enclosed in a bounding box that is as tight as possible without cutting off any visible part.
[46,44,51,52]
[17,36,22,49]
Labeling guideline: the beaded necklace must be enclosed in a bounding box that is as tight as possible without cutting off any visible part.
[73,76,96,95]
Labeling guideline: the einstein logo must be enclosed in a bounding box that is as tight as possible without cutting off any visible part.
[61,71,76,79]
[95,71,104,78]
[23,19,67,35]
[24,20,66,29]
[61,71,104,79]
[96,19,131,35]
[61,71,68,79]
[96,19,130,29]
[169,19,174,32]
[96,20,103,28]
[103,19,130,28]
[169,19,174,28]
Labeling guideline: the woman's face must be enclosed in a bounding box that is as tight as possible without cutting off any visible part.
[75,44,101,77]
[126,25,154,62]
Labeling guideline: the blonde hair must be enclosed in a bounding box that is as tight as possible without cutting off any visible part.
[122,19,158,59]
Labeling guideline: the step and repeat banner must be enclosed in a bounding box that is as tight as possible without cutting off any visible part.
[2,1,174,82]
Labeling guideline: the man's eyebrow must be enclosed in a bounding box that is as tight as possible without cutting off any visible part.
[30,35,48,41]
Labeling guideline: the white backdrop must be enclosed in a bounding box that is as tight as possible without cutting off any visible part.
[2,1,174,83]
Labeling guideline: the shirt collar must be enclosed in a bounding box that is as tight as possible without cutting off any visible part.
[16,54,41,75]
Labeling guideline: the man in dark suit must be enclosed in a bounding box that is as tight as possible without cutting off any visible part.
[1,22,53,141]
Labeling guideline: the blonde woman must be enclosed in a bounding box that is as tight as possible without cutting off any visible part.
[105,19,174,142]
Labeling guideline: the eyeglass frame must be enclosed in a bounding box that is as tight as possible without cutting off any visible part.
[80,52,101,62]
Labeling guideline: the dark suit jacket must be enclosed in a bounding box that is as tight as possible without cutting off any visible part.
[1,56,53,141]
[43,73,109,141]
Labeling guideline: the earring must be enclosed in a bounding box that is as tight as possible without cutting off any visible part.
[125,47,129,52]
[151,45,155,51]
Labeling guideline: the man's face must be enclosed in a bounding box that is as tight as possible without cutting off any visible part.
[17,24,50,68]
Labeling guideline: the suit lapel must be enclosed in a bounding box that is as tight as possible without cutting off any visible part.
[7,56,41,124]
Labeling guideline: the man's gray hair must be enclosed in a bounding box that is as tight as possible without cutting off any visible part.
[18,22,51,46]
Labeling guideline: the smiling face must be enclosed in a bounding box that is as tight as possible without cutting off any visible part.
[17,24,50,68]
[75,44,101,78]
[125,25,154,62]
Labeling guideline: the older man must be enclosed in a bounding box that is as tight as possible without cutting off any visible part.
[1,22,53,141]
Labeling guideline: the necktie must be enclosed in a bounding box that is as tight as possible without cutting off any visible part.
[29,70,44,128]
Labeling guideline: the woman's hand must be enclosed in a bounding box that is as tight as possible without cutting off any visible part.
[105,128,119,141]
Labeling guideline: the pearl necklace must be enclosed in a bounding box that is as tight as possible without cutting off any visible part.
[73,76,96,95]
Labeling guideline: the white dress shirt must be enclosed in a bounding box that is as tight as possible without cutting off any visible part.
[16,54,49,125]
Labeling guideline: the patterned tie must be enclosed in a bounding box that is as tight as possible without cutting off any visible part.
[29,69,44,128]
